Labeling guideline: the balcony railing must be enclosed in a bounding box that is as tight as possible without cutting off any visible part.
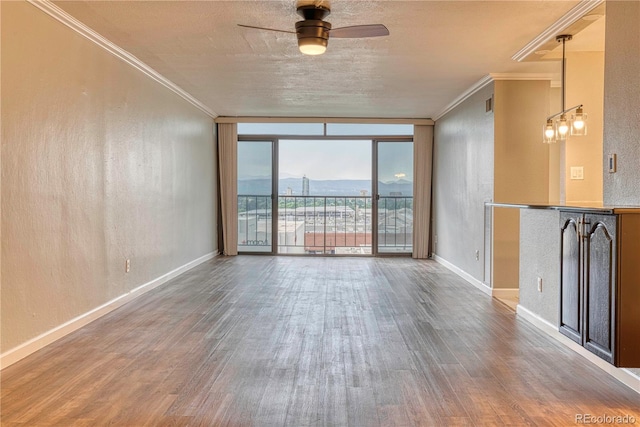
[377,196,413,253]
[238,195,272,252]
[279,196,372,254]
[237,195,413,254]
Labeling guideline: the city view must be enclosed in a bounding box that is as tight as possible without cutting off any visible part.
[238,175,413,254]
[238,139,414,255]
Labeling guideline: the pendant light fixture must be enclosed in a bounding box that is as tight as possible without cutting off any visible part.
[543,35,588,144]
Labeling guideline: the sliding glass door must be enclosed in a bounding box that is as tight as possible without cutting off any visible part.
[375,141,414,254]
[278,139,372,254]
[237,140,274,253]
[236,131,414,256]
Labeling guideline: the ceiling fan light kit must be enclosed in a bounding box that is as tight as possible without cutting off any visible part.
[238,3,389,56]
[295,18,331,55]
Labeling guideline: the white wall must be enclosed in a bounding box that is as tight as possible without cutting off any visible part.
[603,1,640,206]
[601,0,640,378]
[519,209,560,324]
[432,84,494,283]
[1,2,217,355]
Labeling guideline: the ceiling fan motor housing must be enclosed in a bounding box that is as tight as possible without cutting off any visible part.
[295,19,331,52]
[296,4,331,20]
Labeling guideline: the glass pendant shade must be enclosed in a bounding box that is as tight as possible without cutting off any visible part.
[570,108,587,136]
[555,114,569,142]
[543,119,556,143]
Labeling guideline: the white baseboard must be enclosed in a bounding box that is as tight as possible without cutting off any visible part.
[517,304,640,394]
[491,288,519,299]
[433,254,492,296]
[1,251,218,369]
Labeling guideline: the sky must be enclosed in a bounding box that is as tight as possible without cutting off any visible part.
[238,139,413,182]
[279,140,371,181]
[237,123,414,182]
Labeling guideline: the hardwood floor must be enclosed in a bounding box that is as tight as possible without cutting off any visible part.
[1,256,639,426]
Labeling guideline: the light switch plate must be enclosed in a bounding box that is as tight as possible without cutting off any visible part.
[570,166,584,180]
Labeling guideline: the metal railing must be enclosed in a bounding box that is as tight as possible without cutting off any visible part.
[279,196,372,254]
[238,195,272,251]
[237,195,413,254]
[378,196,413,253]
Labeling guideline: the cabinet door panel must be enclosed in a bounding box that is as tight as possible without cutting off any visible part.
[559,213,581,343]
[584,215,616,363]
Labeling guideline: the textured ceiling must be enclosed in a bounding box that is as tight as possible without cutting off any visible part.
[52,0,597,119]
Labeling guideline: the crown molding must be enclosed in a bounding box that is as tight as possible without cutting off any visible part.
[512,0,605,62]
[26,0,217,118]
[433,75,494,122]
[489,73,555,81]
[215,117,434,125]
[433,73,557,122]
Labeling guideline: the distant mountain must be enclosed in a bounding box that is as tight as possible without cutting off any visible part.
[239,177,412,197]
[279,172,303,179]
[388,178,411,185]
[238,178,271,195]
[379,180,413,196]
[280,178,371,196]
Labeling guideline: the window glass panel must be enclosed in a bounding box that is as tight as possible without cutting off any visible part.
[238,141,272,195]
[377,141,413,254]
[238,141,272,253]
[277,140,372,255]
[326,123,413,136]
[237,123,324,135]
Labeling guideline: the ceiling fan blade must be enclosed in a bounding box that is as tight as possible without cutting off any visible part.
[237,24,295,35]
[329,24,389,39]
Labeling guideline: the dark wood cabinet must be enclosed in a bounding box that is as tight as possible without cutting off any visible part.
[559,214,582,344]
[559,211,640,367]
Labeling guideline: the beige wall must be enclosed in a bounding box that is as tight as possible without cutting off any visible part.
[434,80,552,289]
[548,87,563,204]
[492,80,550,289]
[1,2,217,353]
[565,52,604,204]
[493,80,551,204]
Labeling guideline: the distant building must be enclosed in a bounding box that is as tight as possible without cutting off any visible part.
[304,232,371,254]
[286,187,293,195]
[360,189,368,197]
[302,175,309,196]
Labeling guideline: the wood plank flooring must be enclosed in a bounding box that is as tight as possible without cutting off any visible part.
[2,256,639,426]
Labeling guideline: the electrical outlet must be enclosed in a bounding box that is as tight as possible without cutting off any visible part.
[475,250,480,261]
[434,234,438,244]
[537,277,542,293]
[126,259,131,273]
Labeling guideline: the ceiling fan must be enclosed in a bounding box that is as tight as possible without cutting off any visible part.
[238,2,389,56]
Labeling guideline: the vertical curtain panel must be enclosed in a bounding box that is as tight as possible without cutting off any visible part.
[218,123,238,255]
[413,125,434,259]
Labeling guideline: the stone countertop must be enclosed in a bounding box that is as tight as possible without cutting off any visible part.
[486,202,640,214]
